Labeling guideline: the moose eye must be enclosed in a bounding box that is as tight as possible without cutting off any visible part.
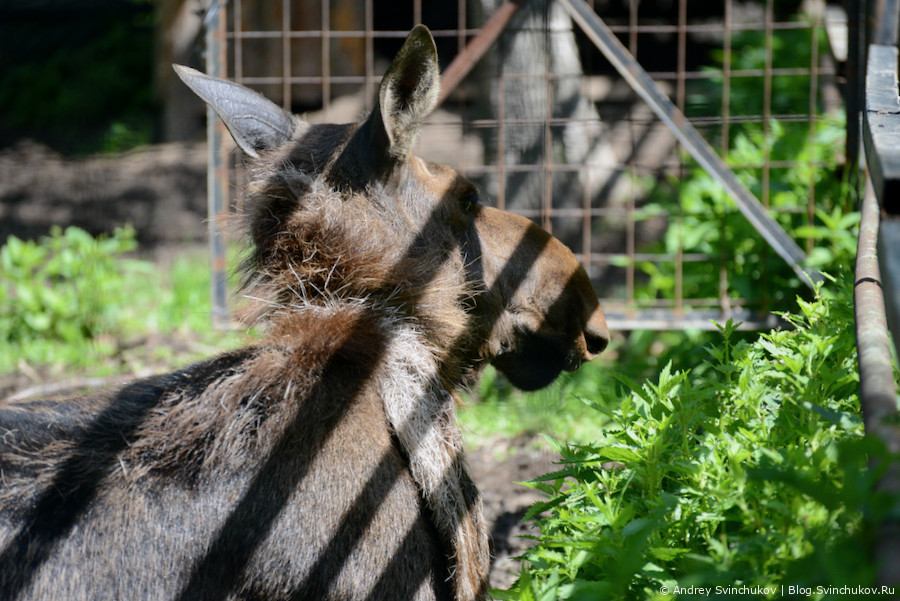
[460,192,479,212]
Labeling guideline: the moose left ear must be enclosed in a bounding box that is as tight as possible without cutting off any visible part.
[173,64,296,158]
[374,25,440,161]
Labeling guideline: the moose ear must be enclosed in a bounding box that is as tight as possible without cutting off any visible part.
[374,25,440,161]
[173,64,295,158]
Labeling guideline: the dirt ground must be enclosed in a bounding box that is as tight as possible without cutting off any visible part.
[0,140,562,591]
[467,436,559,589]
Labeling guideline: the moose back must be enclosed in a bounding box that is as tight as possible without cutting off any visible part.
[0,26,608,601]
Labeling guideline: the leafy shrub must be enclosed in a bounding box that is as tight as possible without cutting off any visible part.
[608,20,856,383]
[0,226,140,370]
[628,21,854,313]
[635,116,853,312]
[497,282,894,600]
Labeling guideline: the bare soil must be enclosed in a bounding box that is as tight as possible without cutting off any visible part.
[467,436,558,590]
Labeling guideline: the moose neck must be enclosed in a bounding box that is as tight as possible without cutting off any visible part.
[239,160,491,386]
[250,250,491,599]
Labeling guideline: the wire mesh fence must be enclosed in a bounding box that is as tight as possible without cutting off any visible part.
[209,0,843,330]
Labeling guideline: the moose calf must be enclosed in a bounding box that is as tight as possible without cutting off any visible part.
[0,26,608,601]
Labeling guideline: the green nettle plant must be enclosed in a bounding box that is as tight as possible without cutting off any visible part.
[0,225,140,370]
[498,282,896,600]
[630,24,856,312]
[635,115,854,311]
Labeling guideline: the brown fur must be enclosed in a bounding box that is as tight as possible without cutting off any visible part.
[0,26,608,601]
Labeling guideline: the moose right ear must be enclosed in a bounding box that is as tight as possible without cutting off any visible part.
[373,25,440,162]
[173,64,295,158]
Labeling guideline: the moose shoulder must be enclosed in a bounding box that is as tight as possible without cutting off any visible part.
[0,25,608,601]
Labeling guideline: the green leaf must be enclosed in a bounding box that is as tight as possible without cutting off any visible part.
[649,547,691,561]
[594,445,642,464]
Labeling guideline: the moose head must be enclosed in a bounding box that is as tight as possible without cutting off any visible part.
[174,25,608,393]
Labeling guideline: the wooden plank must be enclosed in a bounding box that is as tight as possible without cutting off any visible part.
[879,218,900,355]
[864,44,900,216]
[603,309,784,332]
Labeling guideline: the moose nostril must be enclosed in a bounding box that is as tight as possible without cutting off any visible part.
[583,306,610,358]
[584,329,609,356]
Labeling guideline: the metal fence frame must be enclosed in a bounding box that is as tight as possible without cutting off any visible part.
[202,0,838,332]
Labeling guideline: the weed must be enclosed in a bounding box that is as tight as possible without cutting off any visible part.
[0,226,140,370]
[607,21,856,385]
[628,22,853,315]
[635,116,853,312]
[496,281,894,600]
[0,230,246,376]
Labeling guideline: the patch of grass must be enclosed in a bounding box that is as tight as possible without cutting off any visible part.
[0,228,247,379]
[122,247,233,335]
[460,362,620,448]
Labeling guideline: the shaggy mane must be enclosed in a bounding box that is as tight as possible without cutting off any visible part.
[235,157,483,386]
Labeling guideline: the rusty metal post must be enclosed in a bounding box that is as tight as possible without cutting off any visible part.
[855,177,900,586]
[205,1,230,329]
